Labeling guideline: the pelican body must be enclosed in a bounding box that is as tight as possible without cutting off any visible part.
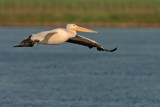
[14,24,117,52]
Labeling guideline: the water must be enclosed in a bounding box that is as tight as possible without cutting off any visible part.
[0,27,160,107]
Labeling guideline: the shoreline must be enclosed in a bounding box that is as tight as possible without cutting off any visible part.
[0,23,160,28]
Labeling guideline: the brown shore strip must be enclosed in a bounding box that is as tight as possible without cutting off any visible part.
[1,7,159,14]
[0,22,160,28]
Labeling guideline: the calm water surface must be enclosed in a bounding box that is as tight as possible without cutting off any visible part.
[0,27,160,107]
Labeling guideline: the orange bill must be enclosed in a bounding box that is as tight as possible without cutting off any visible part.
[72,26,98,33]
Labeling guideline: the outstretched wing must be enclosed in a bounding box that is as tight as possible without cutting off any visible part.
[66,35,117,52]
[40,32,57,43]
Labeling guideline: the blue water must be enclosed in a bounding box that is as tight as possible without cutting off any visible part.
[0,27,160,107]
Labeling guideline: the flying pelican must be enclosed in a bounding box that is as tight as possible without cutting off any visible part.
[14,24,117,52]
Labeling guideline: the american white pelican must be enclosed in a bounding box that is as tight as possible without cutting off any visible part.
[14,24,117,52]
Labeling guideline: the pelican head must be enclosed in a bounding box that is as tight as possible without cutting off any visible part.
[66,24,98,33]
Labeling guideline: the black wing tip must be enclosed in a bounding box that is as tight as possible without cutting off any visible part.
[13,44,23,47]
[105,47,117,52]
[13,44,34,47]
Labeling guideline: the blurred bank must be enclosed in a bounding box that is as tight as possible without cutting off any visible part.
[0,0,160,27]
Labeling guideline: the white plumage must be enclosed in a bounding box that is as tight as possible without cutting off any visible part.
[14,24,117,52]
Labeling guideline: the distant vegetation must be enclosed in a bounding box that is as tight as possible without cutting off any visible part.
[0,0,160,27]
